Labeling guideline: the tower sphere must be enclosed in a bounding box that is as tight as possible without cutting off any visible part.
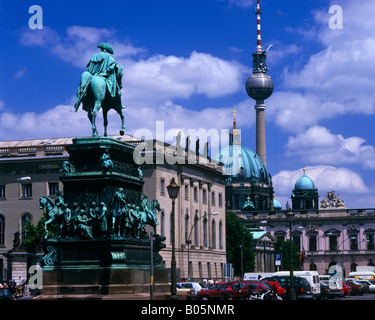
[246,72,274,101]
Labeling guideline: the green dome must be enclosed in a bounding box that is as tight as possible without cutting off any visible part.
[272,199,282,210]
[294,172,315,190]
[213,144,270,183]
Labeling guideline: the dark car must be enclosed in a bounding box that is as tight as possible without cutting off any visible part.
[261,276,313,300]
[346,279,364,296]
[319,281,331,299]
[0,288,14,300]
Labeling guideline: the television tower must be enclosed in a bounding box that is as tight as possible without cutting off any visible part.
[245,0,273,168]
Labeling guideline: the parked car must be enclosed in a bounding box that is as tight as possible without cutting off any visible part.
[260,280,288,299]
[0,288,13,300]
[196,281,249,300]
[238,281,271,300]
[357,279,375,293]
[206,282,224,290]
[340,280,351,296]
[261,276,313,300]
[319,281,331,299]
[346,279,364,296]
[177,281,208,300]
[321,280,343,298]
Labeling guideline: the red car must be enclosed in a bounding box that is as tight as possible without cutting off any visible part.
[261,281,287,299]
[239,281,271,299]
[196,281,249,300]
[340,281,351,296]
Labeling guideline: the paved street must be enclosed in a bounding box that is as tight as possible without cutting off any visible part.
[334,293,375,300]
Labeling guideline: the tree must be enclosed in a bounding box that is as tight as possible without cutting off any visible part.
[274,238,302,271]
[226,210,255,277]
[22,212,56,253]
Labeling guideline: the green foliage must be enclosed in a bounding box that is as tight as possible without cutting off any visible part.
[225,210,255,276]
[22,212,57,253]
[274,238,302,271]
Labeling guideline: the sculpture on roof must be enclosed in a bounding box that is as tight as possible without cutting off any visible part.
[320,190,346,209]
[74,43,126,137]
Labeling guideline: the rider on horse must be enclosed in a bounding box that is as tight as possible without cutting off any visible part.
[74,43,123,112]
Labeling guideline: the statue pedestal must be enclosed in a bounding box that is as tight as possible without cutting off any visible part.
[40,137,168,299]
[41,235,169,298]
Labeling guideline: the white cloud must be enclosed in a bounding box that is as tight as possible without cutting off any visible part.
[0,104,89,140]
[273,165,369,202]
[125,52,245,105]
[270,0,375,133]
[19,25,145,68]
[285,126,375,169]
[18,26,245,108]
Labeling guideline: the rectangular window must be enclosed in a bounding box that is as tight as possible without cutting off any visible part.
[218,193,223,207]
[194,187,198,202]
[329,236,337,251]
[0,186,5,199]
[160,178,165,195]
[350,235,358,251]
[367,234,375,250]
[212,192,215,206]
[21,183,32,198]
[202,189,207,204]
[309,235,317,252]
[48,182,59,197]
[184,184,188,200]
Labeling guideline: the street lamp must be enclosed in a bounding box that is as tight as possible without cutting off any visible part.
[0,176,31,197]
[286,211,296,300]
[167,177,180,300]
[187,212,218,280]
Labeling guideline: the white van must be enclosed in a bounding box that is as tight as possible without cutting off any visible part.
[273,271,321,298]
[243,272,274,281]
[348,271,375,280]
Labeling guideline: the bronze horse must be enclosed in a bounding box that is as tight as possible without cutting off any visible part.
[75,69,125,137]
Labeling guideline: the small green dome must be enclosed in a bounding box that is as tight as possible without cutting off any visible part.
[294,170,315,190]
[272,199,282,210]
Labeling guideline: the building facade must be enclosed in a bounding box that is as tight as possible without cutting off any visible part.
[0,135,227,283]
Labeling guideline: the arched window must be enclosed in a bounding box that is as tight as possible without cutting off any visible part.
[21,213,32,242]
[211,220,216,249]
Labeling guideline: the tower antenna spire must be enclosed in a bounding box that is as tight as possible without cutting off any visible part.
[256,0,262,53]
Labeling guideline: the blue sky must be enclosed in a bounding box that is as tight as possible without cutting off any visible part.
[1,0,375,209]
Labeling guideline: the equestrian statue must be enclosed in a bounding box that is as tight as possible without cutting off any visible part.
[74,43,126,137]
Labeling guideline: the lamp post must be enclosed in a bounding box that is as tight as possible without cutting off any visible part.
[187,212,218,280]
[167,177,180,300]
[286,211,296,300]
[0,176,31,197]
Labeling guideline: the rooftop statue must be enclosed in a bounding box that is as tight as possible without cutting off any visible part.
[74,43,126,137]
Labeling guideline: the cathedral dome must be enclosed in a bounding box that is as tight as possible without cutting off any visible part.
[214,144,270,184]
[294,170,315,191]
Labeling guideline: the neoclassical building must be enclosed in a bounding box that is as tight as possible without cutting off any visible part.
[0,135,226,283]
[244,172,375,277]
